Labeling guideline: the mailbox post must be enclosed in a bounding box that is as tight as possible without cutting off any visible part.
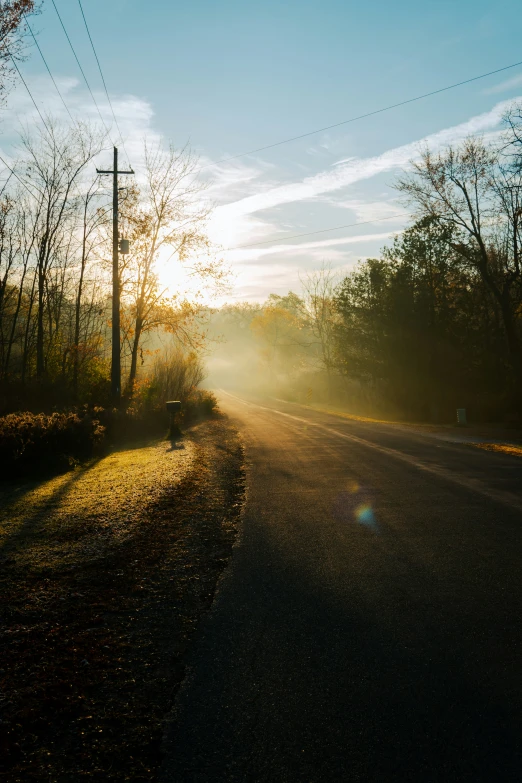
[166,400,182,438]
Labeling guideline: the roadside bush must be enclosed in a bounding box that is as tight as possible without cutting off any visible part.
[99,406,169,443]
[0,348,219,479]
[139,349,206,411]
[128,348,218,425]
[0,410,106,478]
[182,388,218,423]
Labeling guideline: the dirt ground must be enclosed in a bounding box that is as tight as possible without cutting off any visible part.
[0,415,244,782]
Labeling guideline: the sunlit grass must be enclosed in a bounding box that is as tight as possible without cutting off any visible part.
[473,442,522,457]
[301,401,440,429]
[0,438,195,569]
[302,402,522,455]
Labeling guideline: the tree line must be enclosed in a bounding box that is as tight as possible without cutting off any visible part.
[0,119,223,414]
[210,103,522,423]
[0,3,226,415]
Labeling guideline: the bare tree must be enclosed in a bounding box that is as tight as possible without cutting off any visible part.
[2,191,39,378]
[0,195,19,363]
[0,1,38,103]
[71,179,110,397]
[119,141,224,395]
[0,124,228,409]
[300,263,339,400]
[18,120,105,378]
[396,133,522,381]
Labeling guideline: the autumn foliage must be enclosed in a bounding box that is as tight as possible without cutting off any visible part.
[0,410,105,476]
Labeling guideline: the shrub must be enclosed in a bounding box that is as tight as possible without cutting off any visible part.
[182,389,218,423]
[136,349,206,413]
[127,348,218,426]
[99,406,169,443]
[0,410,105,478]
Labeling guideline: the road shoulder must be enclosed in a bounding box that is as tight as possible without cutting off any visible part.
[0,415,245,782]
[286,399,522,455]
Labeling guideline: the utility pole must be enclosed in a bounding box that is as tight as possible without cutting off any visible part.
[97,147,134,405]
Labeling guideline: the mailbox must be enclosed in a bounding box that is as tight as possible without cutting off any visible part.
[166,400,182,413]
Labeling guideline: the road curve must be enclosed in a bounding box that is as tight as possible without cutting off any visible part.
[162,393,522,782]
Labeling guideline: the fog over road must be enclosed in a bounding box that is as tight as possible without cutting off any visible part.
[163,393,522,782]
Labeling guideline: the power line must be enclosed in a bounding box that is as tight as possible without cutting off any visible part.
[229,213,408,250]
[51,0,113,141]
[9,54,52,135]
[0,171,13,200]
[0,154,38,199]
[25,16,76,125]
[77,0,131,166]
[199,59,522,173]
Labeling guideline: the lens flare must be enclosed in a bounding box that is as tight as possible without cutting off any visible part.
[355,503,378,530]
[333,488,379,532]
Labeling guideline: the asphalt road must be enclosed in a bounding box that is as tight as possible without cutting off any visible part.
[162,393,522,782]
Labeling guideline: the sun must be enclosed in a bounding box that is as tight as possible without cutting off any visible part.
[156,246,199,300]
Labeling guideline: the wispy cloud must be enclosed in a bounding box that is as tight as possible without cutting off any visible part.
[227,230,405,302]
[207,211,281,252]
[201,157,278,204]
[318,195,403,222]
[483,73,522,95]
[227,230,402,265]
[8,73,519,304]
[0,73,160,172]
[216,98,518,222]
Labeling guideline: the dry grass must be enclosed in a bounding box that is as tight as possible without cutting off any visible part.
[472,442,522,457]
[302,403,522,444]
[0,418,244,782]
[0,439,195,570]
[301,402,440,429]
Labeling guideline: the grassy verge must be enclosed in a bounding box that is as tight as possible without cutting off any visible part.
[0,416,244,782]
[473,442,522,457]
[294,401,522,451]
[294,401,450,429]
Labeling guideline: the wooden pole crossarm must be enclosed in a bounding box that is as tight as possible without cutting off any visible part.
[96,168,135,175]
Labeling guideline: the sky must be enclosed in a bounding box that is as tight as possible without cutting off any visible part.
[3,0,522,301]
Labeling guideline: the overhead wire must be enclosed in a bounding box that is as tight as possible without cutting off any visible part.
[9,54,52,135]
[50,0,114,143]
[0,153,39,199]
[21,9,521,249]
[77,0,131,166]
[229,213,409,250]
[24,15,76,125]
[6,19,111,206]
[8,43,84,201]
[221,61,522,249]
[0,5,134,202]
[1,32,54,199]
[0,171,13,199]
[197,58,522,173]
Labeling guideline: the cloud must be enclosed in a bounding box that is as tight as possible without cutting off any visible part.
[483,73,522,95]
[215,98,518,222]
[207,210,281,252]
[203,161,264,201]
[227,231,405,302]
[319,194,403,222]
[0,72,160,172]
[9,70,519,305]
[227,230,402,265]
